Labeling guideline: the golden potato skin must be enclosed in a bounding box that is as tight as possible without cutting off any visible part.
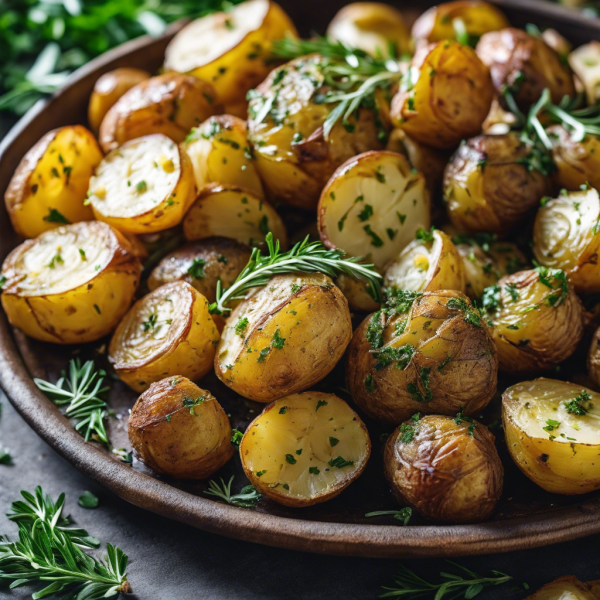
[88,68,150,133]
[384,414,503,523]
[391,41,494,150]
[443,133,551,235]
[476,28,575,110]
[5,126,102,239]
[587,326,600,389]
[99,73,221,152]
[334,273,380,313]
[215,273,352,403]
[347,290,498,425]
[129,376,233,479]
[569,41,600,106]
[524,577,600,600]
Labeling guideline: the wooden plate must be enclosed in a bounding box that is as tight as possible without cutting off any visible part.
[1,0,600,558]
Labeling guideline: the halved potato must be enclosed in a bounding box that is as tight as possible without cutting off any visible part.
[109,281,219,392]
[240,391,370,507]
[163,0,297,116]
[524,577,600,600]
[182,114,264,197]
[183,184,287,249]
[88,134,196,235]
[503,378,600,494]
[0,222,141,344]
[98,73,220,153]
[533,186,600,293]
[569,41,600,106]
[5,126,102,239]
[318,151,430,270]
[215,273,352,403]
[384,229,465,294]
[588,326,600,388]
[128,376,233,479]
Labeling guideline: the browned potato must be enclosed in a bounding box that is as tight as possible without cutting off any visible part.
[98,73,221,153]
[347,290,498,424]
[476,28,575,110]
[587,325,600,388]
[88,68,150,133]
[443,133,551,235]
[129,376,233,479]
[215,273,352,403]
[240,391,370,506]
[334,272,380,313]
[569,41,600,106]
[384,414,503,523]
[524,577,600,600]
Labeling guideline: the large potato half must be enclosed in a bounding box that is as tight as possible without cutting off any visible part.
[109,281,219,392]
[503,378,600,494]
[240,391,370,507]
[164,0,297,116]
[569,41,600,106]
[318,151,430,270]
[88,134,196,235]
[524,577,600,600]
[215,273,352,403]
[384,414,503,523]
[1,222,141,344]
[5,126,102,239]
[129,376,233,479]
[347,290,498,424]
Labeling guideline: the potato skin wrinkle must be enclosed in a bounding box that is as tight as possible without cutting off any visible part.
[129,376,233,479]
[384,414,504,523]
[216,273,352,402]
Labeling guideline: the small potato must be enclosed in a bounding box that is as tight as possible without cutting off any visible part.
[569,41,600,106]
[384,414,503,523]
[88,134,196,235]
[483,268,585,373]
[240,392,370,507]
[5,126,102,239]
[476,28,575,111]
[503,378,600,495]
[215,273,352,403]
[391,41,494,150]
[129,376,233,479]
[334,272,380,313]
[183,184,287,248]
[1,222,141,344]
[443,133,551,235]
[148,237,251,303]
[346,290,498,424]
[164,0,297,116]
[384,229,465,294]
[482,97,518,135]
[326,3,410,58]
[99,73,221,153]
[182,115,264,197]
[533,186,600,293]
[109,281,219,392]
[524,576,600,600]
[318,151,430,270]
[88,68,150,133]
[587,325,600,388]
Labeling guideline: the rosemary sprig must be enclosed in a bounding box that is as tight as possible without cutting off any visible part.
[204,477,262,508]
[365,508,413,525]
[209,233,382,315]
[34,358,110,444]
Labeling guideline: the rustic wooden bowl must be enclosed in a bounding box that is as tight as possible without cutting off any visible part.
[1,0,600,558]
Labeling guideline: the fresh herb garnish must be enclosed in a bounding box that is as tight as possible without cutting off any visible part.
[78,490,99,509]
[235,316,249,337]
[183,395,205,415]
[231,429,243,447]
[204,477,261,508]
[365,507,412,525]
[564,390,592,416]
[407,367,432,403]
[43,208,70,224]
[446,296,482,327]
[328,456,354,468]
[187,258,206,280]
[455,407,476,436]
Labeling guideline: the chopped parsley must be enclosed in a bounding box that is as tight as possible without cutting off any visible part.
[285,453,297,465]
[235,316,249,337]
[363,224,384,247]
[365,373,374,393]
[142,312,157,332]
[329,437,339,447]
[407,367,432,403]
[231,429,243,446]
[279,406,287,414]
[564,390,592,416]
[256,347,270,362]
[454,407,476,436]
[272,329,286,349]
[446,296,482,327]
[183,395,206,415]
[357,204,374,222]
[316,400,328,411]
[328,456,354,468]
[543,419,560,432]
[135,180,147,193]
[415,227,435,243]
[399,422,415,443]
[187,258,206,279]
[309,466,320,475]
[43,208,70,224]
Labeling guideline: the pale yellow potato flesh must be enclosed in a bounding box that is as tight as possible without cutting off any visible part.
[524,576,600,600]
[569,41,600,106]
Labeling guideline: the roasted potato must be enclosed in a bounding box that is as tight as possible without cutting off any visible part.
[247,55,390,210]
[481,97,518,135]
[109,281,219,392]
[326,2,410,58]
[533,186,600,293]
[384,229,466,294]
[587,325,600,389]
[476,28,575,110]
[0,222,141,344]
[318,151,430,270]
[391,41,494,150]
[128,376,233,479]
[183,184,287,248]
[524,577,600,600]
[5,126,102,239]
[88,68,150,133]
[483,268,585,373]
[503,378,600,494]
[98,73,220,153]
[347,290,498,424]
[384,414,503,523]
[163,0,297,116]
[569,41,600,106]
[334,272,380,313]
[215,273,352,402]
[240,391,370,506]
[88,134,196,235]
[443,133,551,235]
